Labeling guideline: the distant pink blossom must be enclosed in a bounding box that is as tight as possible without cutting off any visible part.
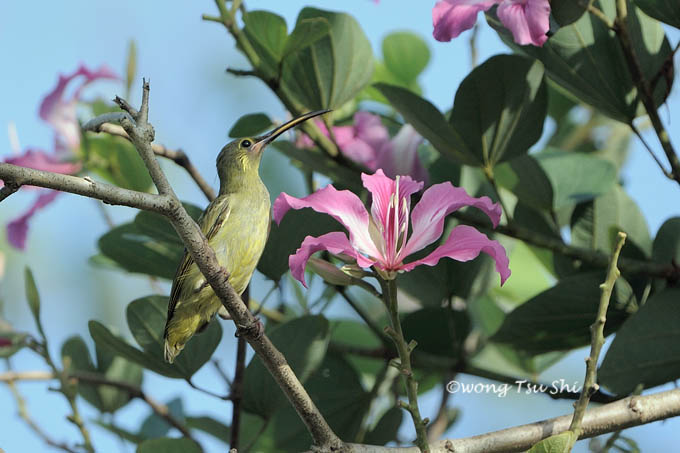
[297,112,428,182]
[3,64,117,249]
[433,0,550,47]
[274,169,510,286]
[0,337,12,348]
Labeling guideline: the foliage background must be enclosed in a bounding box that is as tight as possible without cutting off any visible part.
[0,1,679,451]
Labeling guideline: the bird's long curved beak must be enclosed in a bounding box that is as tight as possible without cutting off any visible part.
[254,109,331,150]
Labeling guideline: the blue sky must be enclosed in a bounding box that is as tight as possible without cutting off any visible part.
[1,1,679,452]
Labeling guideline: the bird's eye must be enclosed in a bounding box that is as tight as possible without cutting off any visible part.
[241,139,252,149]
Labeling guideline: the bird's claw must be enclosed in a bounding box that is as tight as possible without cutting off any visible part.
[235,317,264,339]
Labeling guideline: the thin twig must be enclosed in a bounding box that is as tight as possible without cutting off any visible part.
[0,370,195,440]
[230,286,249,450]
[629,123,672,178]
[567,232,627,448]
[336,286,390,347]
[83,121,215,201]
[0,181,20,202]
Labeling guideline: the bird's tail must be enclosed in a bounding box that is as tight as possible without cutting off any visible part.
[164,338,183,364]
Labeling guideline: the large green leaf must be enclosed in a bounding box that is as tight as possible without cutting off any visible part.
[139,397,184,438]
[89,320,181,378]
[490,1,673,122]
[363,407,403,446]
[534,149,617,210]
[271,141,362,192]
[280,8,373,110]
[495,155,553,211]
[652,217,680,264]
[136,437,201,453]
[228,113,273,138]
[283,17,330,58]
[61,335,143,413]
[258,205,342,281]
[450,54,547,166]
[599,289,680,394]
[375,83,477,165]
[250,352,370,451]
[242,10,288,79]
[242,315,330,417]
[634,0,680,29]
[382,31,430,83]
[185,416,230,444]
[491,272,634,353]
[571,185,652,255]
[126,296,222,379]
[97,203,202,279]
[84,135,153,192]
[551,0,588,25]
[402,307,470,361]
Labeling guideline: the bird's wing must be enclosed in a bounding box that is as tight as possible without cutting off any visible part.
[165,198,231,324]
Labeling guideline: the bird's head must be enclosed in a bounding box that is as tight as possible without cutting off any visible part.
[217,110,330,192]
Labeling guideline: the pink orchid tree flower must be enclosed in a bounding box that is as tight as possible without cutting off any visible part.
[273,169,510,287]
[297,112,428,182]
[433,0,551,47]
[3,64,117,249]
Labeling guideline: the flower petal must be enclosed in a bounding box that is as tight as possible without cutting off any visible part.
[361,169,423,229]
[401,182,502,257]
[273,186,381,258]
[497,0,550,47]
[289,232,374,287]
[7,190,60,250]
[401,225,510,284]
[375,124,428,183]
[5,149,81,175]
[433,0,499,42]
[39,64,118,153]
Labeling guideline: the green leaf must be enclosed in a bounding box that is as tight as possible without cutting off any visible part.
[136,437,201,453]
[89,320,182,378]
[527,431,576,453]
[0,331,28,358]
[140,397,184,438]
[185,416,230,444]
[24,267,41,333]
[652,217,680,264]
[126,296,222,378]
[374,83,477,166]
[599,289,680,394]
[250,352,370,451]
[571,185,652,255]
[450,54,547,166]
[491,272,634,353]
[280,8,373,110]
[633,0,680,29]
[271,141,362,192]
[97,203,202,279]
[242,10,287,78]
[490,1,674,122]
[61,335,144,413]
[330,319,384,378]
[242,315,330,417]
[402,307,470,361]
[382,31,430,83]
[84,135,153,192]
[551,0,588,26]
[535,149,617,210]
[94,421,146,444]
[258,204,342,281]
[228,113,273,138]
[495,155,553,211]
[363,407,403,446]
[283,17,330,58]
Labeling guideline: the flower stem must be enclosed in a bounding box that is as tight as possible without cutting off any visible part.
[380,277,430,452]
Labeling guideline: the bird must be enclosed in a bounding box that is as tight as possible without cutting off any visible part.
[163,110,330,363]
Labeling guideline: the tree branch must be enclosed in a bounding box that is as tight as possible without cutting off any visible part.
[82,120,216,201]
[301,388,680,453]
[0,370,194,440]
